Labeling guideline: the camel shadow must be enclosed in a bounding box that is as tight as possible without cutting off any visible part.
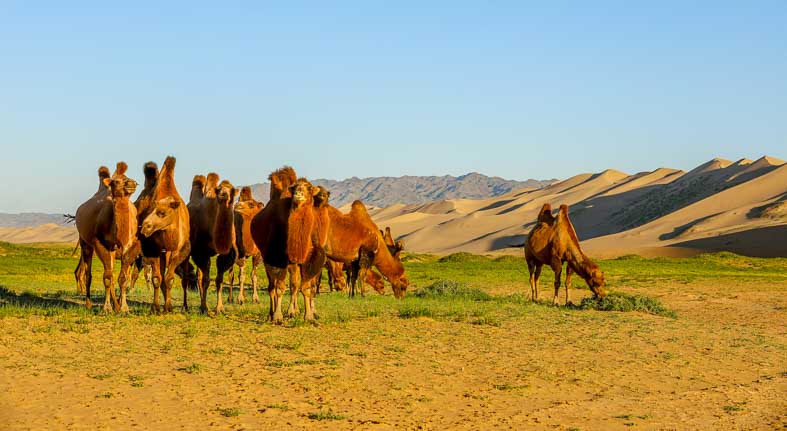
[0,285,151,311]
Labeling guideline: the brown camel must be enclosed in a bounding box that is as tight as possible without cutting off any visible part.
[524,204,606,304]
[226,186,264,305]
[317,189,409,299]
[136,157,191,313]
[187,173,238,314]
[250,168,327,323]
[74,162,140,312]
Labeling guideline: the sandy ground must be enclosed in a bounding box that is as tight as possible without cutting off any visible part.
[1,280,785,430]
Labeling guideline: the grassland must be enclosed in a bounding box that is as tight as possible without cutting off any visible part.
[0,242,785,430]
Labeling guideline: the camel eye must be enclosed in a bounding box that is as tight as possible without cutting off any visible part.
[157,211,166,217]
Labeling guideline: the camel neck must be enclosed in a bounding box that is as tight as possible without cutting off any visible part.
[213,201,235,254]
[112,198,135,247]
[373,241,404,280]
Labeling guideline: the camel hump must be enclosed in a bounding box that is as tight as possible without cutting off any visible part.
[114,161,128,176]
[143,162,158,181]
[350,200,369,217]
[162,156,176,172]
[557,204,580,246]
[269,166,297,200]
[206,173,220,189]
[192,175,207,188]
[239,186,254,202]
[98,166,110,180]
[536,203,554,224]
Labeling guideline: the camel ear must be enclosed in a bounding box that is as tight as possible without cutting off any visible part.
[168,200,181,209]
[102,177,112,188]
[312,186,321,196]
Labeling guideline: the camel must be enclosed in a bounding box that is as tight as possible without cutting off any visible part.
[187,173,238,314]
[314,186,409,299]
[318,259,384,294]
[524,204,606,305]
[135,157,191,313]
[74,162,140,312]
[381,227,405,259]
[227,186,264,305]
[250,167,328,324]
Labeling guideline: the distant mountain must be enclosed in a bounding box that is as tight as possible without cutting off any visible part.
[248,173,556,208]
[0,213,69,228]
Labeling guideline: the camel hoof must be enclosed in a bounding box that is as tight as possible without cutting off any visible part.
[236,296,245,305]
[252,295,260,304]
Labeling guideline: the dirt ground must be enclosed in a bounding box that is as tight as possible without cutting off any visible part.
[0,275,784,431]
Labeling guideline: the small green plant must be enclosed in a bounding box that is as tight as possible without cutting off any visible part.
[438,252,489,263]
[398,306,434,319]
[128,374,145,387]
[412,279,492,301]
[307,410,346,421]
[217,407,242,417]
[576,292,676,318]
[178,363,202,374]
[266,403,290,411]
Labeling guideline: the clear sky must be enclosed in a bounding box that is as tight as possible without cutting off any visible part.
[1,1,785,212]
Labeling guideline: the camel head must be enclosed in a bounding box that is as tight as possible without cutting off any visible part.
[103,162,137,199]
[389,274,409,299]
[215,180,237,208]
[289,179,319,208]
[587,264,606,298]
[313,186,330,208]
[140,196,182,237]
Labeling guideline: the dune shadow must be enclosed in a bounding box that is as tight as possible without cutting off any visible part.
[668,225,787,258]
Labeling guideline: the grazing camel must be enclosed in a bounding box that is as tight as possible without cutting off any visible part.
[251,168,328,324]
[74,162,140,312]
[525,204,606,304]
[135,157,192,313]
[319,194,409,299]
[187,173,238,314]
[318,259,384,294]
[227,186,264,305]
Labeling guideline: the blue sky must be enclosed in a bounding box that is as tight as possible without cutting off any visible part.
[1,2,785,212]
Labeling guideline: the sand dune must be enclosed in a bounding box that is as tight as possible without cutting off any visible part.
[374,156,787,257]
[0,224,78,244]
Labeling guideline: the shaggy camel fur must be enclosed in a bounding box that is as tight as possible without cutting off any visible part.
[251,168,327,323]
[525,204,606,304]
[187,173,238,314]
[136,157,192,313]
[74,162,140,312]
[227,186,264,305]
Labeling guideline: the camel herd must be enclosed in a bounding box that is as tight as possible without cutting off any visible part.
[74,158,409,323]
[74,157,606,323]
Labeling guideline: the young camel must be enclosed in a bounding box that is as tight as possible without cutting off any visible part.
[251,168,328,324]
[525,204,606,305]
[136,157,192,313]
[74,162,140,312]
[227,186,264,305]
[187,173,238,314]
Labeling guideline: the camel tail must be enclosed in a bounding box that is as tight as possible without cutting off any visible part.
[71,240,80,257]
[63,214,76,224]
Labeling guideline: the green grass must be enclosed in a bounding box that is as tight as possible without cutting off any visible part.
[216,407,242,417]
[1,241,785,326]
[307,410,346,421]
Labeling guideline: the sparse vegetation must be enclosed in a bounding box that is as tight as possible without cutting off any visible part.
[307,410,346,421]
[575,292,677,318]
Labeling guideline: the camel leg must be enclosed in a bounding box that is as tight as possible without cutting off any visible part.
[550,259,563,306]
[286,264,300,318]
[180,260,190,312]
[74,254,86,296]
[118,242,140,313]
[236,259,246,305]
[266,265,286,324]
[79,243,94,308]
[526,258,536,301]
[302,275,317,323]
[194,256,211,315]
[533,264,543,302]
[148,258,162,313]
[564,265,573,306]
[251,254,261,304]
[93,243,118,313]
[348,261,360,298]
[215,251,235,314]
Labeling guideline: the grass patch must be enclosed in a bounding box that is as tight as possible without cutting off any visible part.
[575,292,676,318]
[178,363,203,374]
[438,252,489,263]
[266,403,290,411]
[413,279,492,301]
[307,410,346,421]
[398,306,434,319]
[217,407,242,417]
